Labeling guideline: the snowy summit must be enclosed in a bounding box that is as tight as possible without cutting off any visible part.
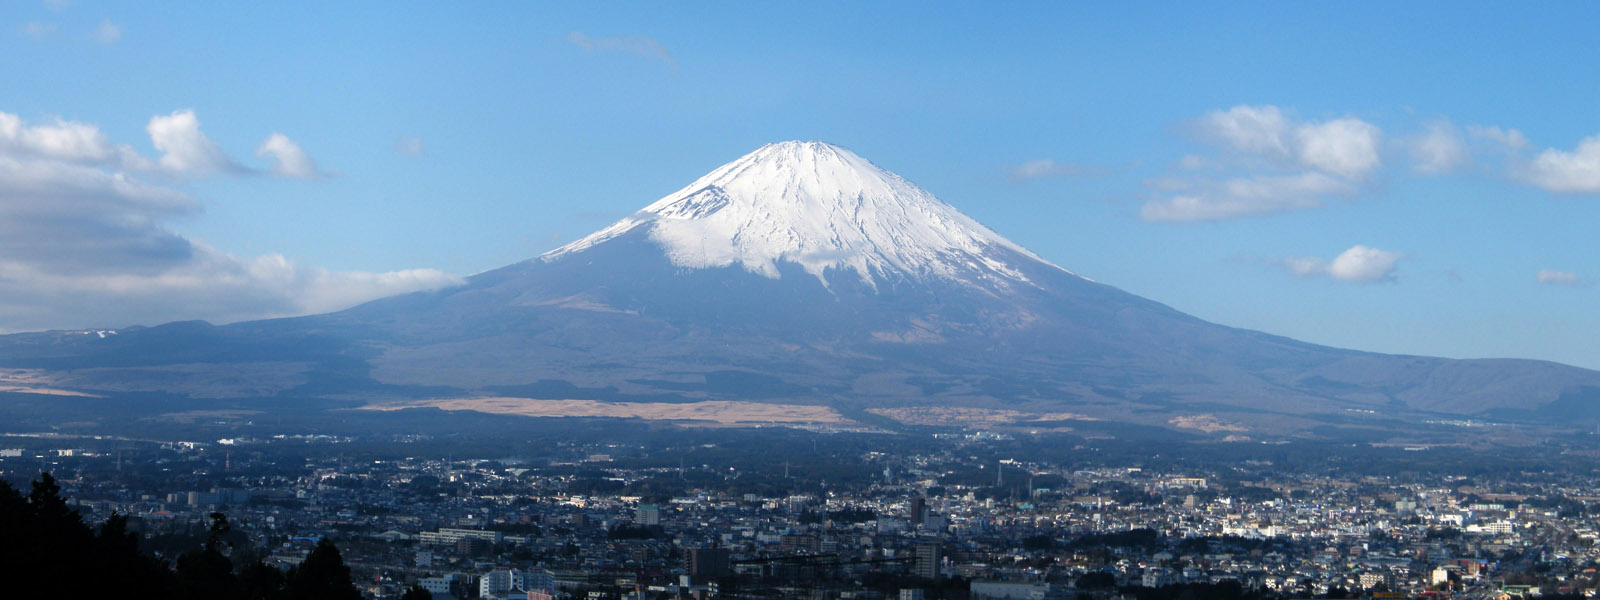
[544,141,1064,288]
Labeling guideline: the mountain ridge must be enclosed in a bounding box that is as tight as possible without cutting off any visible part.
[2,141,1598,436]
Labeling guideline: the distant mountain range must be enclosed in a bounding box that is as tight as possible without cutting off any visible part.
[4,141,1598,437]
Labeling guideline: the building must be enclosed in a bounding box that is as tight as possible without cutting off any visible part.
[419,575,460,598]
[637,504,661,526]
[456,537,492,555]
[970,581,1066,600]
[914,542,941,579]
[478,567,558,598]
[909,497,927,526]
[416,528,504,546]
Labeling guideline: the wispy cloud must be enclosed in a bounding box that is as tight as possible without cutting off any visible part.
[1141,172,1353,222]
[1467,125,1529,152]
[566,31,674,68]
[256,132,331,179]
[1274,245,1403,284]
[1007,158,1103,182]
[1404,119,1469,175]
[1537,269,1580,286]
[20,21,56,40]
[395,136,424,157]
[93,19,120,44]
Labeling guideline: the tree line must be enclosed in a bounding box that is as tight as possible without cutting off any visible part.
[0,472,418,599]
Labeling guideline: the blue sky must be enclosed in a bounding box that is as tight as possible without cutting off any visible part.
[4,2,1600,369]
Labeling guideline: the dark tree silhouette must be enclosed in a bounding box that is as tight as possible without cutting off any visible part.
[177,512,239,600]
[239,559,288,600]
[284,538,363,600]
[1,472,179,599]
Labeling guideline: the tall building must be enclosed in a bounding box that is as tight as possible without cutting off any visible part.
[637,504,661,526]
[909,497,927,526]
[914,542,941,579]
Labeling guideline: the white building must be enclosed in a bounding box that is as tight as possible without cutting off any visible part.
[480,568,556,600]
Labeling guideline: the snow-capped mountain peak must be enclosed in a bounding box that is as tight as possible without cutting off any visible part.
[544,141,1065,287]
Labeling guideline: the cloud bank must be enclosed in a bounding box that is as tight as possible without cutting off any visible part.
[0,110,461,332]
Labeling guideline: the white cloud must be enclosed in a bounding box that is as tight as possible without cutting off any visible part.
[0,110,460,332]
[93,19,121,44]
[1537,269,1579,286]
[1406,119,1469,174]
[1327,245,1402,282]
[20,21,56,40]
[1196,105,1292,157]
[255,132,327,179]
[1140,172,1352,222]
[1522,134,1600,194]
[1275,245,1402,283]
[566,31,674,68]
[1008,158,1101,181]
[1158,105,1383,221]
[1293,118,1382,179]
[147,109,243,176]
[395,136,424,157]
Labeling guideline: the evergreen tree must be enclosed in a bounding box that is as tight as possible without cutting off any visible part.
[1,472,182,599]
[96,513,179,598]
[177,512,240,600]
[239,559,288,600]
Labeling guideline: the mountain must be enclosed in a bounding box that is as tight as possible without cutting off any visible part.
[5,141,1599,436]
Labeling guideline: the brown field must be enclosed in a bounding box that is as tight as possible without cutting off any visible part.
[0,369,101,397]
[1168,414,1248,433]
[867,406,1097,427]
[362,397,847,425]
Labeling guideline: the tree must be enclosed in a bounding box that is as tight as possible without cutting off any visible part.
[177,513,239,600]
[239,560,288,600]
[1,472,179,599]
[284,538,362,600]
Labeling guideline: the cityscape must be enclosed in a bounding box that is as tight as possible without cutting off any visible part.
[6,426,1600,599]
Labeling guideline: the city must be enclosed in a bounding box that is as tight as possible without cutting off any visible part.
[6,427,1600,600]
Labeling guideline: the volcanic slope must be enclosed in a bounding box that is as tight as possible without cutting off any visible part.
[5,141,1598,433]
